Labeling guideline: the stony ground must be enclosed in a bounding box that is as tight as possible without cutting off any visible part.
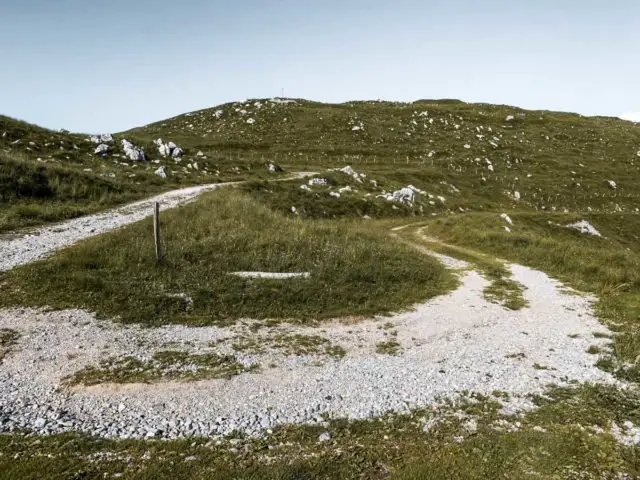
[0,259,617,439]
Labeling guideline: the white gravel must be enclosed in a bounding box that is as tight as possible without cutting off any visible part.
[0,260,620,440]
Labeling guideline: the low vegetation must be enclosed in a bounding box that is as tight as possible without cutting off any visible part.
[231,333,347,357]
[0,189,454,326]
[65,350,254,386]
[375,341,402,356]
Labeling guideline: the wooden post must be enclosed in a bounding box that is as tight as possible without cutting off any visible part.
[153,202,163,262]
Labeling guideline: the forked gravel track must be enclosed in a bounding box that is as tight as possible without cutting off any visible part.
[0,185,622,440]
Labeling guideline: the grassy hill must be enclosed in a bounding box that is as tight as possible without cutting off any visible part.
[3,100,640,231]
[128,98,640,216]
[3,99,640,478]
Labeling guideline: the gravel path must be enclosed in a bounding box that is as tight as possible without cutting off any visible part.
[0,172,315,272]
[0,261,619,439]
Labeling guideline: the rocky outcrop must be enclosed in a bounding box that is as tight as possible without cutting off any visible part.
[154,138,184,158]
[121,139,146,162]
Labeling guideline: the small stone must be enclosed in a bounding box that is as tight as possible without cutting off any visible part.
[318,431,331,442]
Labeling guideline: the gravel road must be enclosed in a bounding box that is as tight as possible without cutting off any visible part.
[0,172,314,272]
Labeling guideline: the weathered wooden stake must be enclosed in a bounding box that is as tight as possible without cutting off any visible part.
[153,202,163,262]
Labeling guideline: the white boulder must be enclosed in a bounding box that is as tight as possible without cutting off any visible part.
[154,166,167,179]
[94,144,109,155]
[155,138,184,158]
[566,220,601,237]
[121,139,145,162]
[392,188,416,204]
[608,180,617,189]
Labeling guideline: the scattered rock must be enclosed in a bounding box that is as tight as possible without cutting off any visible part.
[506,115,515,122]
[318,431,331,442]
[268,163,283,173]
[500,213,513,225]
[154,167,167,179]
[608,180,617,189]
[335,166,365,183]
[329,192,341,198]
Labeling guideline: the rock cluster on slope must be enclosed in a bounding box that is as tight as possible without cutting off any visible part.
[154,138,184,158]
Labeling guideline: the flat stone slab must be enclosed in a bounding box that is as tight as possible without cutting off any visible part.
[230,272,311,279]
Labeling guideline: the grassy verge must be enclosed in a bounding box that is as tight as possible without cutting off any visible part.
[2,384,639,479]
[0,189,455,326]
[0,328,20,362]
[0,151,285,233]
[422,212,640,380]
[0,153,167,232]
[64,351,255,386]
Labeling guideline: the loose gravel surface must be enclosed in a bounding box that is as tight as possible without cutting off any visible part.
[0,259,619,439]
[0,172,315,273]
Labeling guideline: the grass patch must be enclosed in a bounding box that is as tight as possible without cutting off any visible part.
[0,189,455,326]
[533,363,554,371]
[375,341,402,356]
[481,263,528,311]
[0,328,20,362]
[231,333,347,357]
[64,350,255,386]
[587,345,603,355]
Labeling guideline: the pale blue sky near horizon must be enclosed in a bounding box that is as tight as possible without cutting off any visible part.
[1,0,639,133]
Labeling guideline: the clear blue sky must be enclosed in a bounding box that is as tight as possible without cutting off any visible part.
[1,0,639,133]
